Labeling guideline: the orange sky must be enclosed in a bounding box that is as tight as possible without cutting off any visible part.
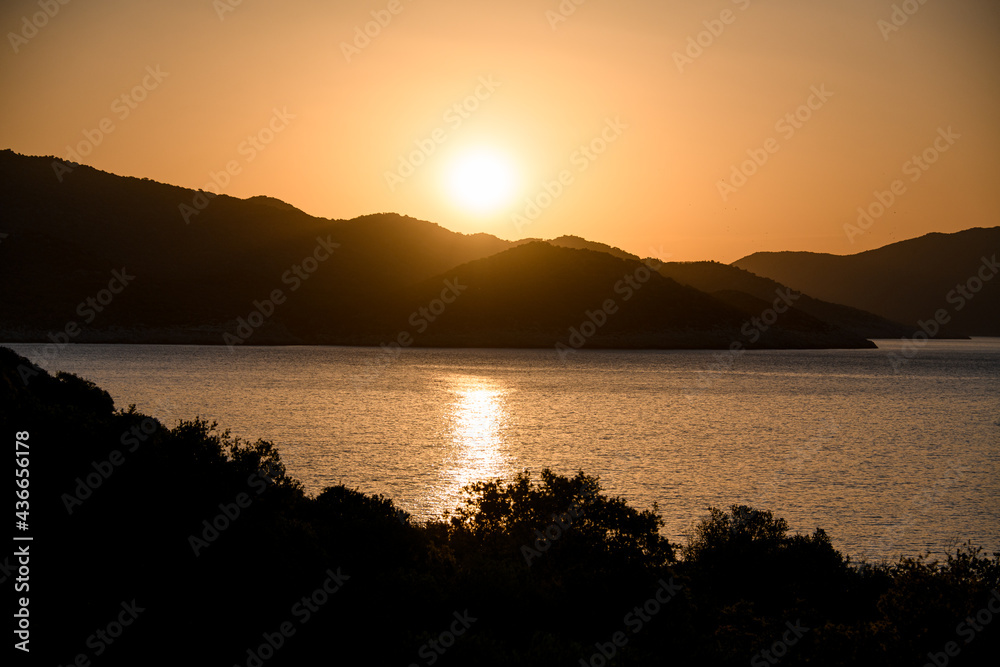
[2,0,998,262]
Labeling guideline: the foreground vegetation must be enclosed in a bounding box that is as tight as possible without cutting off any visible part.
[2,346,997,666]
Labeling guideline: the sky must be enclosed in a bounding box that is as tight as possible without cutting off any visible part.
[2,0,998,262]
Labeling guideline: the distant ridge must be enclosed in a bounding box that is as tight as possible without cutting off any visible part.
[0,149,914,348]
[245,195,303,213]
[657,261,912,339]
[351,242,874,349]
[734,227,1000,336]
[529,235,640,262]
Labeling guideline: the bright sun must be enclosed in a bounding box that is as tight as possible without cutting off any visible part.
[445,149,518,214]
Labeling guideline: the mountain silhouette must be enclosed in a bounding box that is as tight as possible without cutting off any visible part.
[657,261,911,339]
[0,150,514,342]
[521,235,642,262]
[734,228,1000,336]
[0,149,897,348]
[346,242,872,349]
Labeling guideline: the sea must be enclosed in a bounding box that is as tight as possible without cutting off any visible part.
[7,339,999,562]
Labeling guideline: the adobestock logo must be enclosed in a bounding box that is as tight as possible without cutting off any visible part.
[887,254,998,372]
[50,599,146,664]
[7,0,71,54]
[384,76,501,192]
[921,589,1000,667]
[213,0,245,21]
[521,481,597,566]
[223,235,339,350]
[717,85,833,202]
[878,0,932,41]
[545,0,592,31]
[673,0,753,73]
[579,579,683,667]
[179,107,296,224]
[232,567,350,667]
[16,268,136,385]
[358,277,469,385]
[686,287,800,399]
[513,116,627,234]
[555,256,660,361]
[187,463,280,557]
[52,65,170,182]
[406,610,478,666]
[750,619,810,666]
[340,0,413,63]
[844,126,960,243]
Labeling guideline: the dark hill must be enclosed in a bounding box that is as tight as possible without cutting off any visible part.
[733,228,1000,336]
[0,150,513,342]
[245,195,305,212]
[541,235,640,262]
[352,243,875,349]
[0,149,874,348]
[657,261,912,339]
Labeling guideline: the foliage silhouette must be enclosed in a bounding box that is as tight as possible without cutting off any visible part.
[1,346,997,666]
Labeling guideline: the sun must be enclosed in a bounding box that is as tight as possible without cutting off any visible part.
[445,148,518,214]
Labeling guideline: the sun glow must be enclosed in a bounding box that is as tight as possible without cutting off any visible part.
[445,148,519,214]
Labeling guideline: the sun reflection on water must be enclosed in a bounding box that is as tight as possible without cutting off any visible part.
[433,375,513,516]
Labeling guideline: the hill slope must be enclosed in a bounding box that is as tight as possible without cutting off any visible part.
[0,150,513,341]
[0,149,872,348]
[346,243,874,349]
[733,228,1000,336]
[657,261,912,339]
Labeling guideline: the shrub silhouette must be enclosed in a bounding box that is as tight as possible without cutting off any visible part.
[440,469,675,588]
[3,345,999,667]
